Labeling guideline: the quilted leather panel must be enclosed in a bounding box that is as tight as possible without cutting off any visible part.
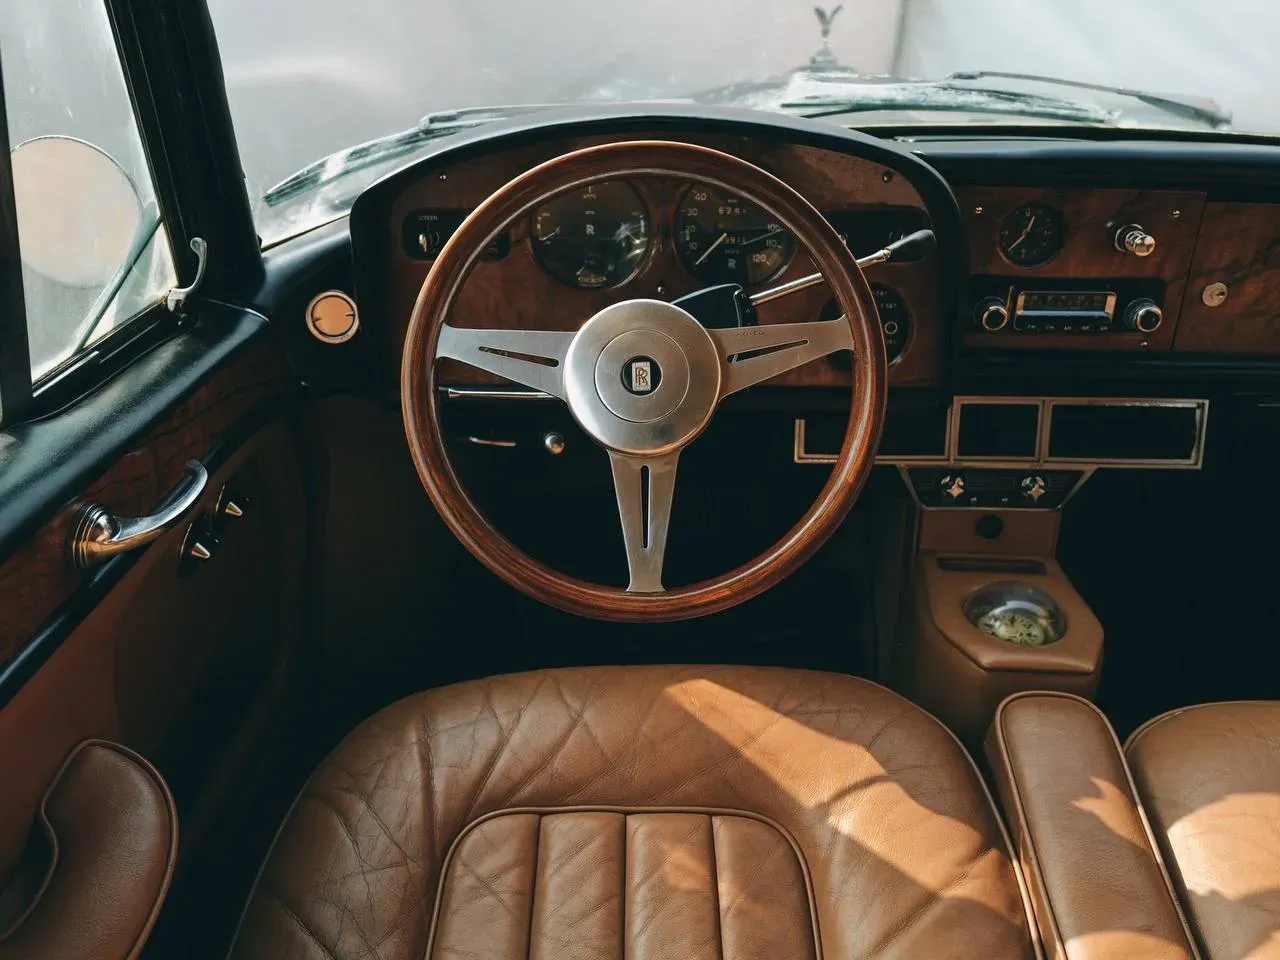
[230,665,1033,959]
[429,810,812,960]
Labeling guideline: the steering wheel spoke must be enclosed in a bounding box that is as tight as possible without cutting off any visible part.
[711,318,854,396]
[437,324,573,399]
[608,450,679,594]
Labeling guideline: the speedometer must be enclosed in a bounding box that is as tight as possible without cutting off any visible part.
[674,184,795,286]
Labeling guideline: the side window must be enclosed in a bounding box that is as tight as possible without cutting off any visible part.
[1,0,175,383]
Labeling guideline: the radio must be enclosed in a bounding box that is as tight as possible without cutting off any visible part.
[970,277,1165,335]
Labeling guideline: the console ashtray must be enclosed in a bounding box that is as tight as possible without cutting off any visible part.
[964,581,1065,646]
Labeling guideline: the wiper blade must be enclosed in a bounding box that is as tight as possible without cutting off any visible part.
[945,70,1233,129]
[783,83,1118,126]
[263,104,562,207]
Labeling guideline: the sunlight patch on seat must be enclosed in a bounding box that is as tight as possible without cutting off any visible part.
[1067,930,1194,958]
[1070,777,1147,846]
[660,679,1003,903]
[1168,792,1280,899]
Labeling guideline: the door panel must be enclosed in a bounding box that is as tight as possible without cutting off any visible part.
[0,317,304,951]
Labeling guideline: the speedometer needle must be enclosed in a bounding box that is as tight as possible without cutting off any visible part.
[740,228,783,248]
[695,232,729,266]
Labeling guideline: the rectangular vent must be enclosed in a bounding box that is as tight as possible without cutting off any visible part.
[1046,401,1205,465]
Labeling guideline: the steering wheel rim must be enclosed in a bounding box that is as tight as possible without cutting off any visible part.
[402,139,887,622]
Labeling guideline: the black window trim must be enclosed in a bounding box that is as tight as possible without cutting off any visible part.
[0,51,32,426]
[0,0,264,425]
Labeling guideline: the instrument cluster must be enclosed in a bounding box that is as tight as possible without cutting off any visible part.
[402,179,924,293]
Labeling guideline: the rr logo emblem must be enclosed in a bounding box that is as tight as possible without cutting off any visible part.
[622,357,660,395]
[631,361,651,393]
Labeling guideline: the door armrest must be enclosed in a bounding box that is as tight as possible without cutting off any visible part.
[0,740,177,960]
[987,692,1199,960]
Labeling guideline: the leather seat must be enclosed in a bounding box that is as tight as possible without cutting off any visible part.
[230,665,1035,959]
[1127,701,1280,959]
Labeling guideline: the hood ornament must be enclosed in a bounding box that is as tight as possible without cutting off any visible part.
[809,5,844,69]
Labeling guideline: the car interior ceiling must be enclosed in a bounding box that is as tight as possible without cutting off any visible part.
[4,6,1280,960]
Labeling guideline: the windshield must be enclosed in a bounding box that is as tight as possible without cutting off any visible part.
[207,0,1280,245]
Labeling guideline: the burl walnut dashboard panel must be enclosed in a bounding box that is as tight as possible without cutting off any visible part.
[377,131,946,388]
[1175,202,1280,354]
[956,186,1206,352]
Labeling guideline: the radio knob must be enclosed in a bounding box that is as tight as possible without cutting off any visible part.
[1115,223,1157,257]
[939,473,966,500]
[1124,298,1164,334]
[976,298,1010,332]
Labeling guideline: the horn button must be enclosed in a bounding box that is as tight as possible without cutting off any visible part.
[563,300,723,456]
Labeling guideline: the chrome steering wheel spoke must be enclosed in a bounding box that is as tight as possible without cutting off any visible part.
[608,449,680,594]
[437,324,574,399]
[710,318,854,396]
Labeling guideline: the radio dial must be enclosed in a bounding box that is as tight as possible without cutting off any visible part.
[1124,299,1164,334]
[976,298,1010,332]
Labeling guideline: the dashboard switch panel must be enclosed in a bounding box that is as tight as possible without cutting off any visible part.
[907,467,1085,510]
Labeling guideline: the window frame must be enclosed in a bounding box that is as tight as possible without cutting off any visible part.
[0,58,31,425]
[0,0,263,425]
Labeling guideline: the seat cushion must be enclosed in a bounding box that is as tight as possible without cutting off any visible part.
[230,665,1033,959]
[1127,701,1280,959]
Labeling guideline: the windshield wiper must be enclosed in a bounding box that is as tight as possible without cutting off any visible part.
[783,83,1118,126]
[945,71,1232,129]
[263,104,563,207]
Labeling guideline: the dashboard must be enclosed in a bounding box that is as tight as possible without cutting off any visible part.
[358,123,949,389]
[274,107,1280,512]
[345,107,1280,406]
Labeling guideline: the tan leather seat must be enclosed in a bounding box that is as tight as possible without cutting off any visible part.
[230,665,1035,959]
[1127,702,1280,960]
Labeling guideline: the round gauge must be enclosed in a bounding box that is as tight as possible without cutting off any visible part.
[823,283,911,368]
[975,609,1053,647]
[998,202,1065,267]
[674,184,796,285]
[531,181,650,289]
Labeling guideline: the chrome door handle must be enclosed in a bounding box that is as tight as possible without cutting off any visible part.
[68,460,209,568]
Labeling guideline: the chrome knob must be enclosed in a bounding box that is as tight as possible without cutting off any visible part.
[1020,475,1047,503]
[976,298,1010,332]
[940,473,966,500]
[1115,223,1156,257]
[543,432,566,455]
[1124,298,1164,334]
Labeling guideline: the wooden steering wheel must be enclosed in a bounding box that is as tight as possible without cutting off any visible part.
[402,140,887,622]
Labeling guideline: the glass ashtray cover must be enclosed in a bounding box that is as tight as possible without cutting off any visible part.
[964,580,1066,646]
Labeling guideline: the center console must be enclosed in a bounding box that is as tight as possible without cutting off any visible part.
[895,546,1104,745]
[820,394,1209,746]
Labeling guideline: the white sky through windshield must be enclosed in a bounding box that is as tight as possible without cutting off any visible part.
[203,0,1280,241]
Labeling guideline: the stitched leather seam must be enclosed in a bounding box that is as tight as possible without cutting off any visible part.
[422,805,823,960]
[994,691,1202,960]
[1123,699,1276,753]
[706,817,724,960]
[0,739,178,960]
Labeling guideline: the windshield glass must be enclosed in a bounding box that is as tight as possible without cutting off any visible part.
[207,0,1279,245]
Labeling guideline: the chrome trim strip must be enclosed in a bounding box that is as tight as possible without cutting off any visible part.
[462,436,517,448]
[444,387,556,401]
[794,395,1210,470]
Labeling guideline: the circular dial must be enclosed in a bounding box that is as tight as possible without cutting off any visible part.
[531,181,650,289]
[674,184,796,285]
[975,609,1052,646]
[824,284,910,368]
[998,202,1065,267]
